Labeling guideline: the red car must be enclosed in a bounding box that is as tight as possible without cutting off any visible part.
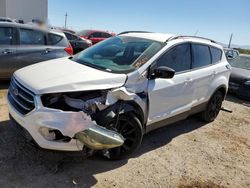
[77,30,115,44]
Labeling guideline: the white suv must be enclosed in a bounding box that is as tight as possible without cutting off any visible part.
[7,32,231,159]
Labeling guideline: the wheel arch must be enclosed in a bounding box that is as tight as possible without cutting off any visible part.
[212,85,228,100]
[93,100,145,132]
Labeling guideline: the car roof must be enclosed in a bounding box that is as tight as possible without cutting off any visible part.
[120,32,175,42]
[79,29,111,34]
[0,22,65,37]
[119,32,222,48]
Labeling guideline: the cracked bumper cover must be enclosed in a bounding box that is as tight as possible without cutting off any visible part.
[7,99,124,151]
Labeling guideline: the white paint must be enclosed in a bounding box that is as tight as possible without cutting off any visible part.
[14,57,127,94]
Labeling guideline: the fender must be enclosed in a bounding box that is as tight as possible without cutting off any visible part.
[93,101,145,131]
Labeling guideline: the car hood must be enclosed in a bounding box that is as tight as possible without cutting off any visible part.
[14,57,127,94]
[230,67,250,83]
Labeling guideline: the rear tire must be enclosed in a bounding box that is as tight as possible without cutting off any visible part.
[200,91,224,122]
[104,113,143,160]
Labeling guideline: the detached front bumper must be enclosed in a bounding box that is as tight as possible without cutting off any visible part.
[8,98,88,151]
[8,92,124,152]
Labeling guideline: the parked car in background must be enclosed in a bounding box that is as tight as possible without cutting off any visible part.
[228,54,250,100]
[64,31,92,54]
[51,26,76,34]
[8,32,230,159]
[224,48,239,59]
[0,17,15,22]
[77,29,114,44]
[0,22,73,80]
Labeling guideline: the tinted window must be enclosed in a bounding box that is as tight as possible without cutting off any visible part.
[210,47,222,63]
[77,30,90,36]
[65,33,78,41]
[71,34,79,41]
[65,33,73,40]
[155,43,191,72]
[48,33,63,45]
[102,32,112,38]
[233,50,239,58]
[91,32,102,38]
[0,27,13,45]
[20,29,45,45]
[192,44,211,68]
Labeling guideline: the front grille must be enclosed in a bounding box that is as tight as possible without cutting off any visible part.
[8,78,35,115]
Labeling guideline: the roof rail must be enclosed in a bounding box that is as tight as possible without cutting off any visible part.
[118,31,152,35]
[167,35,217,43]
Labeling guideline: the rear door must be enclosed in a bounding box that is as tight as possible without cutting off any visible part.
[190,43,213,106]
[16,28,48,69]
[0,26,18,79]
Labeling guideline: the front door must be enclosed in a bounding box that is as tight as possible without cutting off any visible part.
[0,26,18,79]
[147,43,194,125]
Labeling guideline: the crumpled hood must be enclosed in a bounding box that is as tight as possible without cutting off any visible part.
[14,57,127,94]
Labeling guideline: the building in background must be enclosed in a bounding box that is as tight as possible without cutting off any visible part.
[0,0,48,23]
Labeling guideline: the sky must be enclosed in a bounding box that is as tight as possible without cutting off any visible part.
[48,0,250,46]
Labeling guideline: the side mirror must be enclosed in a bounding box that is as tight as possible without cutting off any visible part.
[151,66,175,79]
[227,54,233,59]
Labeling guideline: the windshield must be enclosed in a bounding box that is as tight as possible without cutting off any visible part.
[71,36,165,73]
[229,55,250,70]
[77,30,90,36]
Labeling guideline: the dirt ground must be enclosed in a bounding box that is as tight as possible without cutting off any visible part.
[0,81,250,188]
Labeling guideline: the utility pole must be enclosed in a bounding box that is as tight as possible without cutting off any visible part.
[64,12,68,28]
[228,33,233,48]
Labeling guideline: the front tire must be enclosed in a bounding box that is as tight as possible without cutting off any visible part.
[104,113,143,160]
[200,91,224,122]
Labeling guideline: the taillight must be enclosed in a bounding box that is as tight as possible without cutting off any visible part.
[64,43,73,55]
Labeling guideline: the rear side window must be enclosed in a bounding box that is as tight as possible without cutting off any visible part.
[65,32,79,41]
[64,33,73,40]
[0,27,13,45]
[90,32,102,38]
[47,33,63,45]
[192,44,211,68]
[101,32,112,38]
[210,47,222,63]
[156,43,191,72]
[20,29,45,45]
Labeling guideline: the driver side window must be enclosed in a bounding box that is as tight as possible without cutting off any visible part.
[155,43,191,72]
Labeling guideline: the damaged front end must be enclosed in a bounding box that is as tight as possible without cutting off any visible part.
[41,90,126,150]
[38,86,147,152]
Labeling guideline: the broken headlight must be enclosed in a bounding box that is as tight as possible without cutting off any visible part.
[41,90,107,114]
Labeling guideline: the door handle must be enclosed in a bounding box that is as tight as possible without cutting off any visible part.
[44,48,52,54]
[2,49,13,54]
[184,78,193,85]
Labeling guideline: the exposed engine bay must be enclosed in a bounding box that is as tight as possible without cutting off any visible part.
[41,90,108,115]
[39,87,147,156]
